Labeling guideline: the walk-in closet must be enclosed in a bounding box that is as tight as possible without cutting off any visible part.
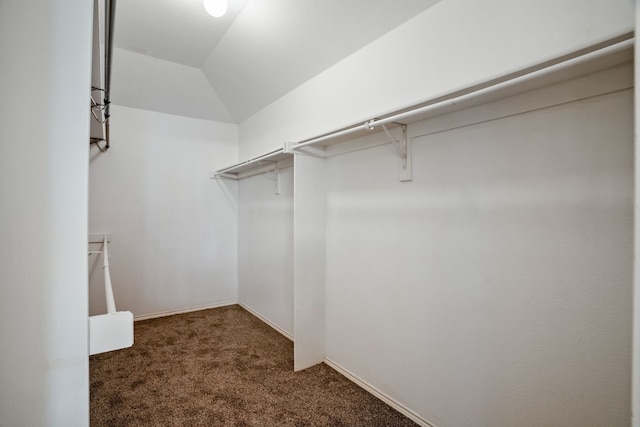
[1,1,638,426]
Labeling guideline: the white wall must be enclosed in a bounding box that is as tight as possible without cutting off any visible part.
[237,168,294,336]
[239,0,633,159]
[323,68,633,426]
[293,155,326,371]
[232,3,633,422]
[111,48,234,123]
[201,0,441,123]
[0,1,93,425]
[89,105,239,318]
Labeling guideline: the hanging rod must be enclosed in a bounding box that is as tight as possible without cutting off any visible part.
[91,0,116,152]
[288,35,633,152]
[104,0,116,151]
[215,148,285,178]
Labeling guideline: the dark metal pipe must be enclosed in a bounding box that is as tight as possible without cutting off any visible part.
[103,0,116,151]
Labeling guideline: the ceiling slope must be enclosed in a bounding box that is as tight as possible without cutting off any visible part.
[114,0,249,67]
[114,0,442,123]
[112,48,234,122]
[202,0,442,122]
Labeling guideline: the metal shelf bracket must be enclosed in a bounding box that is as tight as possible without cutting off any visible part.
[264,169,281,195]
[380,123,411,182]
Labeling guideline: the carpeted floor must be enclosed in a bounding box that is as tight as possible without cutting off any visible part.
[90,305,418,426]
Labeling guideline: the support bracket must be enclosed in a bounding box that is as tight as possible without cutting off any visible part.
[264,169,281,195]
[381,123,411,182]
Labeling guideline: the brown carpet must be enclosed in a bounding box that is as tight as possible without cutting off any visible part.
[90,305,418,426]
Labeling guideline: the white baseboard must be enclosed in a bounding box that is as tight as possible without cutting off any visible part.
[323,357,437,427]
[133,300,237,321]
[238,302,294,341]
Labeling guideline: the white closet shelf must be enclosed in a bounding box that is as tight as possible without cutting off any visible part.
[215,148,293,180]
[287,35,633,153]
[215,34,632,182]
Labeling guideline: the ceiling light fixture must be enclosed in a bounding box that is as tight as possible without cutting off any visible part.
[204,0,228,17]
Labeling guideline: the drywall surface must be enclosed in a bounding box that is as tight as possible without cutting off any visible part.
[89,105,238,318]
[202,0,441,122]
[0,1,92,425]
[239,0,633,159]
[293,155,327,371]
[111,48,234,123]
[238,168,294,336]
[323,86,633,425]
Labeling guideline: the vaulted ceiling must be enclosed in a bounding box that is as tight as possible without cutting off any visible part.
[113,0,442,123]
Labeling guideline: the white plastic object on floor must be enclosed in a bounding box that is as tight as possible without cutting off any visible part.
[89,311,134,355]
[89,234,134,355]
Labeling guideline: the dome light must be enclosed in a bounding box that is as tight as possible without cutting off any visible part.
[204,0,227,17]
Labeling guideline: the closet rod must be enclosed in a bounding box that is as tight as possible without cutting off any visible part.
[290,35,633,151]
[103,0,116,151]
[91,0,116,152]
[216,148,284,175]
